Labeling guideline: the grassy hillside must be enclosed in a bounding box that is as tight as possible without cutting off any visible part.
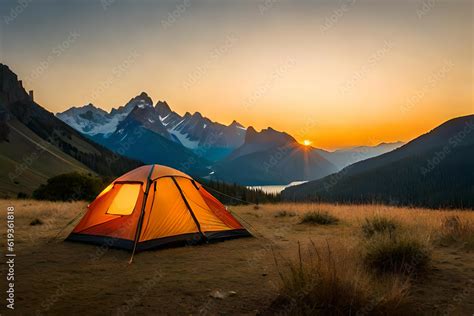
[0,63,143,197]
[5,97,143,176]
[0,119,93,198]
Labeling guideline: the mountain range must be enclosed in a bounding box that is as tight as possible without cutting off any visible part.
[57,92,402,185]
[0,63,407,198]
[282,115,474,208]
[1,62,471,208]
[315,142,404,170]
[212,127,338,185]
[57,94,246,162]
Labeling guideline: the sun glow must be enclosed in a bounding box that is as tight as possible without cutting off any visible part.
[303,140,312,146]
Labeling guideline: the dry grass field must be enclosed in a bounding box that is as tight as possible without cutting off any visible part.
[0,200,473,315]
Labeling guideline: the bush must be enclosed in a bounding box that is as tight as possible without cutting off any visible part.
[33,172,106,201]
[270,242,410,315]
[300,211,339,225]
[362,216,398,238]
[30,218,43,226]
[274,210,296,218]
[364,235,430,275]
[17,192,28,199]
[438,215,474,250]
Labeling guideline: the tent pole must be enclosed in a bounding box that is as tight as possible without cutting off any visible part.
[171,177,207,243]
[129,165,155,264]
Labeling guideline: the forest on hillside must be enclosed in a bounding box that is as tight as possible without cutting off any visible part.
[283,145,474,209]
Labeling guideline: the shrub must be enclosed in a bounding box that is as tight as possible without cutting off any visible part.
[364,235,430,275]
[362,216,398,238]
[274,210,296,218]
[17,192,28,199]
[30,218,43,226]
[270,242,410,315]
[438,215,474,250]
[300,211,339,225]
[32,172,106,202]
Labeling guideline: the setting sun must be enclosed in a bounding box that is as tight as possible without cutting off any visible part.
[303,140,312,146]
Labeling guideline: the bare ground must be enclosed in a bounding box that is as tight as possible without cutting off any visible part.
[0,200,473,315]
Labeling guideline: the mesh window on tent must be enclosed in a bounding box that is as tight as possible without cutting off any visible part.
[106,184,141,215]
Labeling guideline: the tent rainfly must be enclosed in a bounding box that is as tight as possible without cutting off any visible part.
[66,165,251,252]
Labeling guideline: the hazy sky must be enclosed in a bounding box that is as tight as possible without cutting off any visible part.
[0,0,472,150]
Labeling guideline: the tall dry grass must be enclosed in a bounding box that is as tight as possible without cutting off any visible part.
[272,241,411,315]
[437,215,474,249]
[361,216,398,238]
[0,199,88,241]
[241,203,473,314]
[1,199,472,314]
[234,202,474,237]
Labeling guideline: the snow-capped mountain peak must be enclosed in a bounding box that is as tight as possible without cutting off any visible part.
[57,103,117,136]
[155,100,172,116]
[57,92,155,137]
[229,120,245,129]
[57,93,248,161]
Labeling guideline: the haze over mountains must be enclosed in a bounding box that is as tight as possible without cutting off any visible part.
[282,115,474,208]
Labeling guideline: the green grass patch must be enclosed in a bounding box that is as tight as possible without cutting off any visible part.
[300,211,339,225]
[364,235,430,275]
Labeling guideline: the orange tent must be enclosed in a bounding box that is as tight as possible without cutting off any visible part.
[66,165,251,251]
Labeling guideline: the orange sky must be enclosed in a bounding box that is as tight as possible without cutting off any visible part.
[1,0,472,150]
